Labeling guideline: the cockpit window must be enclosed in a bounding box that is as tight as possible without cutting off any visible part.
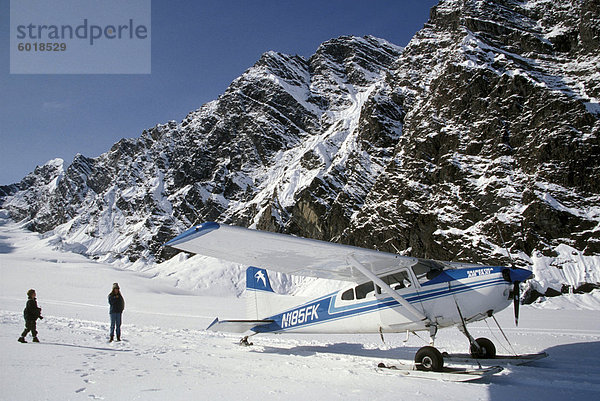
[378,271,412,293]
[411,260,444,285]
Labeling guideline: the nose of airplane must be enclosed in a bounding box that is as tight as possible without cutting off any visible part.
[502,266,533,327]
[505,267,534,283]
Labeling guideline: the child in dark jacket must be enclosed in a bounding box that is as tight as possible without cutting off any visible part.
[18,289,43,343]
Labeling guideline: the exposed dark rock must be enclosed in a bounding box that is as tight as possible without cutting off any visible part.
[1,1,599,298]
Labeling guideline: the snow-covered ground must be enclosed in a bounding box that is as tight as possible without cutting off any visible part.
[1,215,600,400]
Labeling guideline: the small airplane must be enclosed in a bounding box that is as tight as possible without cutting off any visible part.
[166,221,534,372]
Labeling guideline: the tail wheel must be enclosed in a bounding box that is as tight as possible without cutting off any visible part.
[470,337,496,359]
[414,346,444,372]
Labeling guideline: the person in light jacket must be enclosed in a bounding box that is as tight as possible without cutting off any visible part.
[18,289,43,343]
[108,283,125,342]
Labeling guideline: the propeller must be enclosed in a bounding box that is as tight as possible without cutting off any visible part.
[496,224,529,327]
[503,267,533,326]
[513,281,520,326]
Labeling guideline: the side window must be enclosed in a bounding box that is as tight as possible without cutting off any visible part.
[341,283,375,301]
[355,282,374,299]
[341,288,355,300]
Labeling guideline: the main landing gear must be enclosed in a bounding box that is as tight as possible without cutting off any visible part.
[414,325,445,372]
[414,346,444,371]
[413,324,498,372]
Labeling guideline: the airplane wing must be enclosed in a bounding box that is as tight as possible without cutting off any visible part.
[165,222,419,282]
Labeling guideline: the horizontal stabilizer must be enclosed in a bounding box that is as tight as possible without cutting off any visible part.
[206,317,274,334]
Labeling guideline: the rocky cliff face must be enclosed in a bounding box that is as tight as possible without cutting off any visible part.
[2,0,599,299]
[347,0,600,254]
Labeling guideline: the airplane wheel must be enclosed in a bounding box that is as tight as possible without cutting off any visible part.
[415,346,444,372]
[470,337,496,358]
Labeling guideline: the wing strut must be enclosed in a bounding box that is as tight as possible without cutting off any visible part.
[346,254,430,324]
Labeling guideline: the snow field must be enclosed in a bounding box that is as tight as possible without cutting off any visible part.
[2,217,600,400]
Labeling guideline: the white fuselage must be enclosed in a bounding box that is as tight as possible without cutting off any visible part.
[255,266,512,335]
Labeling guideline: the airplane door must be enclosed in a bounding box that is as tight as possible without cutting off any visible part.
[354,281,382,331]
[334,281,382,332]
[409,263,451,321]
[376,269,422,330]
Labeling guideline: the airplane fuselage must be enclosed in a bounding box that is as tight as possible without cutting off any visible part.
[253,266,512,335]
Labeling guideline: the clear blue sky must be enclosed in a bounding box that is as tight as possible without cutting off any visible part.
[0,0,438,185]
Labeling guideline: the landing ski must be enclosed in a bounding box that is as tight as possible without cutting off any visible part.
[443,351,548,366]
[376,363,503,382]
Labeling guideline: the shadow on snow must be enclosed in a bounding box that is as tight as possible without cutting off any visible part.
[254,339,600,394]
[40,342,132,353]
[256,342,418,361]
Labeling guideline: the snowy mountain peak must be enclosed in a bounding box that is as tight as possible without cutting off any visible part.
[1,1,599,302]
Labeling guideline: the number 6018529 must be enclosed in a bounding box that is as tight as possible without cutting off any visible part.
[17,42,67,51]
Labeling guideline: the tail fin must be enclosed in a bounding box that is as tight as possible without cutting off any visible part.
[246,266,274,293]
[246,267,276,320]
[245,267,310,320]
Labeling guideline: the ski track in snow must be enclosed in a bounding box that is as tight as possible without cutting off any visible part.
[2,218,600,400]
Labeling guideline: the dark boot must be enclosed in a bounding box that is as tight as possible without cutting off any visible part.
[109,335,114,342]
[116,336,121,342]
[32,337,40,343]
[18,337,27,343]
